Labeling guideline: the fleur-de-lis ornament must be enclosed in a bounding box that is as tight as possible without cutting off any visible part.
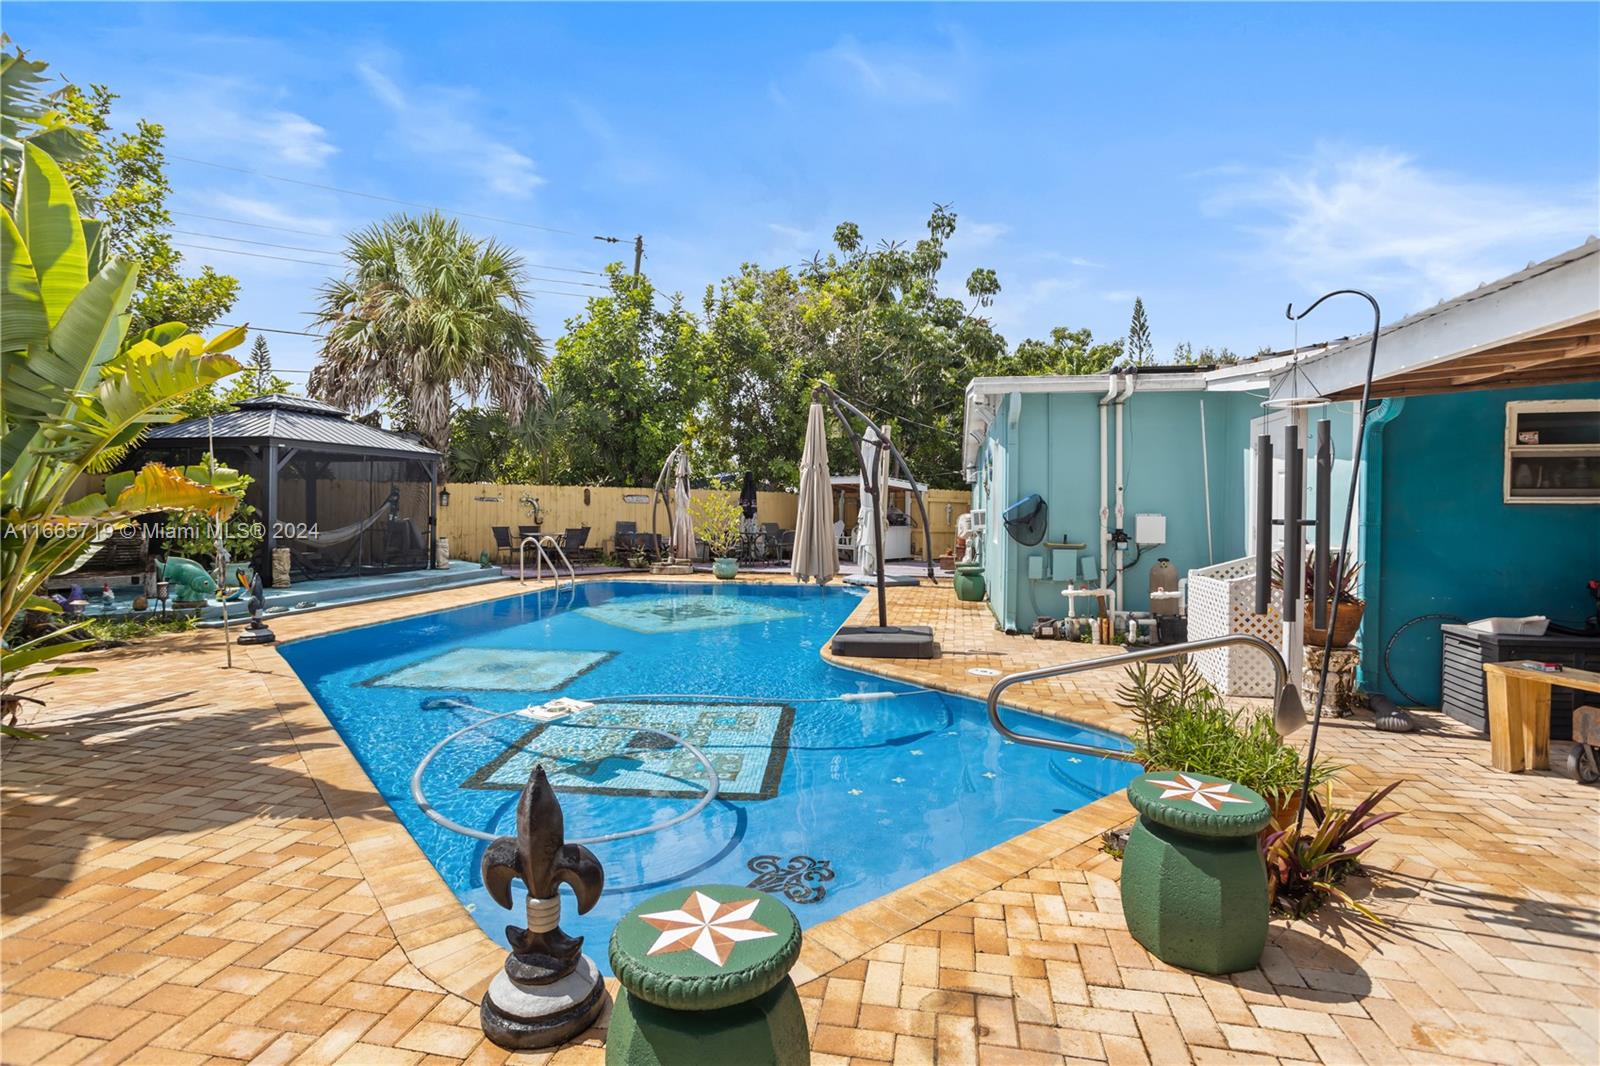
[481,765,604,976]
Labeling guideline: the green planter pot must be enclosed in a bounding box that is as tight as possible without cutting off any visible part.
[607,885,807,1066]
[953,564,986,602]
[1119,771,1271,974]
[712,558,739,580]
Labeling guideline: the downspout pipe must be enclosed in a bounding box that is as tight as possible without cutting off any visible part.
[1097,375,1120,599]
[1354,397,1405,695]
[1113,374,1136,614]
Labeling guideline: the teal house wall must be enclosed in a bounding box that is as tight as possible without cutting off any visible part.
[974,384,1260,634]
[972,377,1598,706]
[1359,381,1600,705]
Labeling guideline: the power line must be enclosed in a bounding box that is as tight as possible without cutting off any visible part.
[174,230,341,256]
[169,153,624,240]
[171,215,612,277]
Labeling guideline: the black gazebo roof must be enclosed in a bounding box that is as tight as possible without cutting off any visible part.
[146,395,439,459]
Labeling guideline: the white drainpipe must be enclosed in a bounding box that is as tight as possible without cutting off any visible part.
[1114,374,1136,614]
[1097,375,1121,600]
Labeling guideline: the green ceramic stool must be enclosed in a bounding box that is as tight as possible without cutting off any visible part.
[1120,770,1272,975]
[607,884,807,1066]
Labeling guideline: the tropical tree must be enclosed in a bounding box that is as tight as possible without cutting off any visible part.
[245,333,272,391]
[308,211,544,466]
[971,326,1122,378]
[542,266,704,485]
[1,39,239,334]
[1,144,245,704]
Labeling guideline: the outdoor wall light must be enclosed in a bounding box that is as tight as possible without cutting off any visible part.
[439,488,451,508]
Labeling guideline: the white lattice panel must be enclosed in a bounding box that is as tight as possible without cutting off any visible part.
[1187,557,1283,697]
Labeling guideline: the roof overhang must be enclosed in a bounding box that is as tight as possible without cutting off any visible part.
[1274,239,1600,401]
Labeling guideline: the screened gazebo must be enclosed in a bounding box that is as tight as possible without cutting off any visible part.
[133,395,440,585]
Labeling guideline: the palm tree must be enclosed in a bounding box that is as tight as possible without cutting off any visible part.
[308,211,544,465]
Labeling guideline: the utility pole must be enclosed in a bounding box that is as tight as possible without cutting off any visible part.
[632,235,644,277]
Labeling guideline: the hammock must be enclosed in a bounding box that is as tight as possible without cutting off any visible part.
[303,487,401,548]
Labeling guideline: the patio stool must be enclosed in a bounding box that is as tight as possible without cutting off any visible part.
[606,884,807,1066]
[1119,770,1271,975]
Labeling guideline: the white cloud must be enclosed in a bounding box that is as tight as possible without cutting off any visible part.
[952,220,1009,249]
[357,60,544,198]
[815,33,968,105]
[1207,146,1597,307]
[203,192,344,235]
[134,82,336,169]
[1100,290,1138,303]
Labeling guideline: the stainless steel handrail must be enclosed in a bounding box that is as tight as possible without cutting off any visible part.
[984,633,1303,761]
[519,535,576,590]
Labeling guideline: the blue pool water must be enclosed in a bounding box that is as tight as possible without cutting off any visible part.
[281,581,1137,970]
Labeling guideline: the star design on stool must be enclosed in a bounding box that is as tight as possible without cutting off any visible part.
[638,890,777,966]
[1147,773,1251,811]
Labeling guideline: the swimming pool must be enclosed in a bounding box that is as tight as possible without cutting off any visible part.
[281,581,1138,970]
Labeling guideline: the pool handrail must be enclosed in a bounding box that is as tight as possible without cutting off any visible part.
[984,633,1303,762]
[519,534,577,590]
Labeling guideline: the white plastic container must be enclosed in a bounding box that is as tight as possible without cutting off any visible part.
[1467,615,1550,636]
[1187,556,1284,697]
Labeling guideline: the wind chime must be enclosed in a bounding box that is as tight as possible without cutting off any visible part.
[1251,290,1383,833]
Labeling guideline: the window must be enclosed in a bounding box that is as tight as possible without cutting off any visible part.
[1505,399,1600,504]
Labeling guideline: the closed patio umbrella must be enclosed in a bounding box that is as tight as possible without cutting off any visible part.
[739,471,758,520]
[671,448,695,563]
[856,426,891,578]
[791,402,837,586]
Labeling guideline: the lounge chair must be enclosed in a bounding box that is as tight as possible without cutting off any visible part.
[614,521,637,557]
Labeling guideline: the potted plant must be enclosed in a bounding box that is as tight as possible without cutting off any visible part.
[1271,553,1365,649]
[690,494,744,579]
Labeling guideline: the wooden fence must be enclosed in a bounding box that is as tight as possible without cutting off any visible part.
[437,483,969,563]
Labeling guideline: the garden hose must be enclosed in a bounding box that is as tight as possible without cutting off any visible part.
[1382,613,1464,707]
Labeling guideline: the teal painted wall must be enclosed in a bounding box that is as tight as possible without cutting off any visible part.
[1363,382,1600,705]
[976,385,1257,633]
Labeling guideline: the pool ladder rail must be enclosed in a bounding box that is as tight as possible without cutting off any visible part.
[519,534,577,591]
[984,634,1305,762]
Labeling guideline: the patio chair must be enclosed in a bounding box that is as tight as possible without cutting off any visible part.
[518,524,541,545]
[775,529,796,564]
[614,521,637,557]
[835,519,856,562]
[491,526,514,563]
[562,527,594,564]
[761,523,781,561]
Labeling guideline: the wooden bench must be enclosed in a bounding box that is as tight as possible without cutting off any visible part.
[1482,662,1600,772]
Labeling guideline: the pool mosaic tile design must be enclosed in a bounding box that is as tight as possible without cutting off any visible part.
[575,594,802,634]
[364,647,614,692]
[464,701,794,800]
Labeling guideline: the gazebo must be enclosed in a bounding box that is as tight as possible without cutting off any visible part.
[133,395,440,585]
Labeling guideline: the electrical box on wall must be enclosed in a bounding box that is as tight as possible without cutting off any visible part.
[1135,513,1167,546]
[1027,554,1045,580]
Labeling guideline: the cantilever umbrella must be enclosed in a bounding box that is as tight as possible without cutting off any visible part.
[791,402,838,586]
[856,426,891,579]
[671,448,695,563]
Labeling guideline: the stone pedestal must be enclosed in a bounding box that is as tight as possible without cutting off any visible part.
[1303,646,1363,715]
[480,939,605,1049]
[271,547,291,588]
[606,885,807,1066]
[435,536,450,569]
[1119,771,1271,974]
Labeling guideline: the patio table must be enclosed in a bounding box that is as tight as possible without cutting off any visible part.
[1482,662,1600,772]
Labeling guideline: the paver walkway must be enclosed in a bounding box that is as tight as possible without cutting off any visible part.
[2,577,1596,1065]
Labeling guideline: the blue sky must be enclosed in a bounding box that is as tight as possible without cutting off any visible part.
[8,2,1598,380]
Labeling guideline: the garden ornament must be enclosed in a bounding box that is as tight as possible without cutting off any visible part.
[237,572,276,645]
[157,556,218,602]
[479,765,607,1049]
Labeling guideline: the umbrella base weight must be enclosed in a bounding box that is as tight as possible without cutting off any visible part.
[843,573,920,588]
[831,625,938,659]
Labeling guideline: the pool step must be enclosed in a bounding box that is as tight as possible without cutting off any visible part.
[199,565,506,625]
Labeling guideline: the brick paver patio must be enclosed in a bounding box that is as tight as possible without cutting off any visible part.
[2,577,1596,1064]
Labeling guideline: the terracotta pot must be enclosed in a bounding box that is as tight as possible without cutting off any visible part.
[1303,598,1364,649]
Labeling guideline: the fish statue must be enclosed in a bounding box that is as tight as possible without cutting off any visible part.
[481,765,604,981]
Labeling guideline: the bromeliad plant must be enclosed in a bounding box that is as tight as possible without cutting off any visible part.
[1262,781,1400,922]
[2,143,245,720]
